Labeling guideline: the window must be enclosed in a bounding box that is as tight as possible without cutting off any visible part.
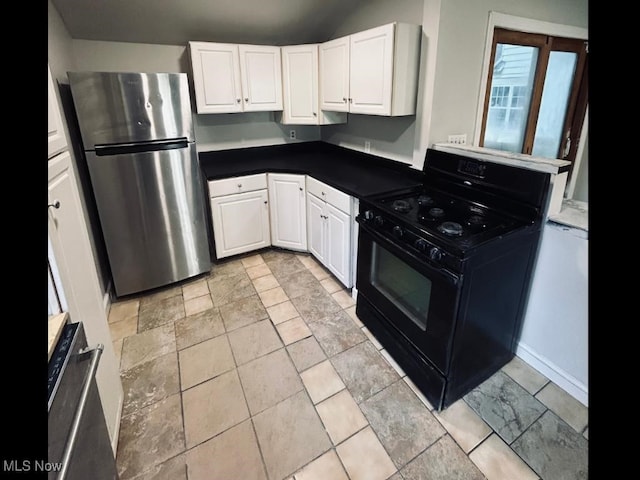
[479,28,588,174]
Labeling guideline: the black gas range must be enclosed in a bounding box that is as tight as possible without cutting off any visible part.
[355,147,551,410]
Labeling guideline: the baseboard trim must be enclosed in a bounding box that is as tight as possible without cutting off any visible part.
[516,342,588,407]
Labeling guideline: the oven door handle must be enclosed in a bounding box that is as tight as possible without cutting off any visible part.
[357,219,460,286]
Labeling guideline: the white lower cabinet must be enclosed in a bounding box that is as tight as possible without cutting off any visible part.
[208,174,271,259]
[268,173,307,251]
[306,177,353,287]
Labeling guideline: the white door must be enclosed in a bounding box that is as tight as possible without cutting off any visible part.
[282,44,319,124]
[48,65,67,158]
[325,202,352,287]
[211,190,271,259]
[319,36,350,112]
[239,45,283,111]
[349,23,394,115]
[48,151,123,446]
[268,173,307,250]
[189,42,243,113]
[306,192,326,262]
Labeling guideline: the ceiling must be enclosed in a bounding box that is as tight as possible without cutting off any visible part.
[51,0,370,47]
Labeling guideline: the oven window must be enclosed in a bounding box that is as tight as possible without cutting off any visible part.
[370,243,431,331]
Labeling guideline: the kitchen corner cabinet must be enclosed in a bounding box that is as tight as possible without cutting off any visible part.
[306,176,352,287]
[320,22,421,116]
[48,65,68,158]
[268,173,307,251]
[280,44,347,125]
[189,41,283,114]
[208,174,271,259]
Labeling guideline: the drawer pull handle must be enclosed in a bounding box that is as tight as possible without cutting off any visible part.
[48,200,61,209]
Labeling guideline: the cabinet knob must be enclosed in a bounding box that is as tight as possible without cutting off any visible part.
[264,200,268,204]
[299,187,303,191]
[238,183,242,188]
[245,98,249,102]
[313,112,317,116]
[348,98,353,103]
[342,97,347,103]
[48,200,60,209]
[236,98,241,103]
[321,191,325,196]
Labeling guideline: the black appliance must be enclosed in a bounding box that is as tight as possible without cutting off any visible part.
[48,322,119,479]
[355,147,551,411]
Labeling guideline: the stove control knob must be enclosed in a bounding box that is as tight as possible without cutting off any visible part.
[392,226,404,239]
[364,210,374,221]
[374,215,384,226]
[429,247,442,261]
[414,238,428,252]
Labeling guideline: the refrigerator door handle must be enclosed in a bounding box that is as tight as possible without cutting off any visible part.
[94,138,189,156]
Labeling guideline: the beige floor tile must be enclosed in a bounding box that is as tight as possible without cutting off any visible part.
[434,399,492,453]
[253,390,331,480]
[267,300,300,325]
[276,317,312,345]
[252,274,279,292]
[182,369,250,449]
[403,376,434,411]
[469,434,539,480]
[174,309,225,351]
[182,279,209,301]
[308,263,331,281]
[294,450,349,480]
[218,294,269,332]
[238,348,304,415]
[380,349,406,377]
[286,336,327,373]
[361,327,383,350]
[186,420,267,480]
[241,254,265,268]
[331,290,355,308]
[246,263,272,280]
[184,294,213,317]
[128,453,186,480]
[583,427,588,439]
[535,382,588,433]
[320,277,343,294]
[258,286,289,307]
[120,323,176,371]
[109,299,140,324]
[109,316,138,342]
[316,389,369,445]
[298,254,321,269]
[113,338,123,370]
[227,320,283,365]
[300,360,346,404]
[501,356,549,394]
[336,427,397,480]
[178,335,235,390]
[344,305,363,327]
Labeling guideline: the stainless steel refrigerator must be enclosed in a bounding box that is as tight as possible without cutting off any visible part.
[68,71,210,297]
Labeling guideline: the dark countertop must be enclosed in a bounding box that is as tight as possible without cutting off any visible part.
[199,141,424,199]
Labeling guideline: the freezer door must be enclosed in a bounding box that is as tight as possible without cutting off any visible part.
[86,142,210,297]
[68,71,194,146]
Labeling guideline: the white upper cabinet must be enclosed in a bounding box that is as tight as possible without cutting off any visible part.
[281,44,347,125]
[320,22,421,116]
[189,42,282,114]
[48,64,68,159]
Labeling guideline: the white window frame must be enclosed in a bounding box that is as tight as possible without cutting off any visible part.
[474,12,588,149]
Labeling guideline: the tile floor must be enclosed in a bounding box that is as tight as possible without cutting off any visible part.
[108,249,589,480]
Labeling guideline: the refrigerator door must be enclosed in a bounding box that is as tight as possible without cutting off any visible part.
[68,71,194,147]
[86,142,210,297]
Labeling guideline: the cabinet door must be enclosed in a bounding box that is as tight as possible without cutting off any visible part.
[48,65,68,159]
[189,42,243,114]
[48,150,123,443]
[281,44,319,124]
[268,173,307,250]
[319,36,350,112]
[306,192,326,263]
[239,45,283,111]
[210,190,271,259]
[325,202,352,288]
[349,23,394,115]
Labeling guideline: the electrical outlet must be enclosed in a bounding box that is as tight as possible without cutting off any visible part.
[448,134,467,145]
[289,129,296,139]
[364,141,371,153]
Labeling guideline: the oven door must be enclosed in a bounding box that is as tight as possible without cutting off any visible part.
[356,223,461,375]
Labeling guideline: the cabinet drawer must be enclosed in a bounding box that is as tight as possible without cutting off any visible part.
[208,173,267,197]
[306,176,351,214]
